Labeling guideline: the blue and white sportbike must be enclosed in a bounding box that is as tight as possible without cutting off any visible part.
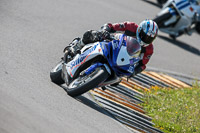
[50,34,141,97]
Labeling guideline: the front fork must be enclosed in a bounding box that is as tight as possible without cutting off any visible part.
[84,63,121,87]
[81,62,111,76]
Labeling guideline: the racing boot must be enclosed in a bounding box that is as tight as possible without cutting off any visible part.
[63,37,85,63]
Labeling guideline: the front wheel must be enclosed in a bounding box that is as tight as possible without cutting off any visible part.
[50,61,65,85]
[153,12,171,28]
[157,0,167,5]
[66,67,110,97]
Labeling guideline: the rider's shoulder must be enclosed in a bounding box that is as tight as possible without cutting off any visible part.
[145,43,154,50]
[123,21,138,26]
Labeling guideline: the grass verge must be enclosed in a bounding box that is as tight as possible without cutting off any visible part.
[141,82,200,133]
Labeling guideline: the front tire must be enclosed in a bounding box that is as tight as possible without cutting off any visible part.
[153,12,171,28]
[66,67,109,97]
[50,61,65,85]
[157,0,167,5]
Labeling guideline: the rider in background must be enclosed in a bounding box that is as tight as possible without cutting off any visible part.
[174,0,200,36]
[64,19,158,77]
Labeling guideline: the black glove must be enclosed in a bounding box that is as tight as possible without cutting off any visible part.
[100,30,111,40]
[128,60,144,77]
[101,24,111,32]
[134,66,143,75]
[101,24,116,33]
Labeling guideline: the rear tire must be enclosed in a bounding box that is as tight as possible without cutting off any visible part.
[50,61,65,85]
[66,67,109,97]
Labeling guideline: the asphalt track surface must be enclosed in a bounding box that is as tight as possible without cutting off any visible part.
[0,0,200,133]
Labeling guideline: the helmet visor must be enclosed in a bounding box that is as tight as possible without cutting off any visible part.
[139,29,156,44]
[126,36,141,58]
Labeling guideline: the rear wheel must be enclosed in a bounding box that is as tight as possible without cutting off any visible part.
[50,61,65,85]
[66,67,109,97]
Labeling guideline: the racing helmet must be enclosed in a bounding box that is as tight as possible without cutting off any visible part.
[136,19,158,47]
[126,36,141,58]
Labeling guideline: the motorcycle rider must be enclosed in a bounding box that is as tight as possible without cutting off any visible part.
[64,19,158,76]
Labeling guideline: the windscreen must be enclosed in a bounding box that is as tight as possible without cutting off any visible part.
[126,36,141,58]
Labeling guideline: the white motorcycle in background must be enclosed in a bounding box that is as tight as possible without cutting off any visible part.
[153,0,200,39]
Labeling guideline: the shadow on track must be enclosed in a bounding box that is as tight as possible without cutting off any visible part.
[61,85,116,119]
[142,0,162,8]
[75,95,112,116]
[158,35,200,56]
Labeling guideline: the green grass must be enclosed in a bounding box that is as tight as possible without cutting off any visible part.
[142,82,200,133]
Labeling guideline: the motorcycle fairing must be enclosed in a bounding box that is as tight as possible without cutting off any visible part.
[65,42,104,78]
[102,34,138,77]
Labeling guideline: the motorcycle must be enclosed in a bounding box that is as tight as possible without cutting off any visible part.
[153,0,200,39]
[50,34,141,97]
